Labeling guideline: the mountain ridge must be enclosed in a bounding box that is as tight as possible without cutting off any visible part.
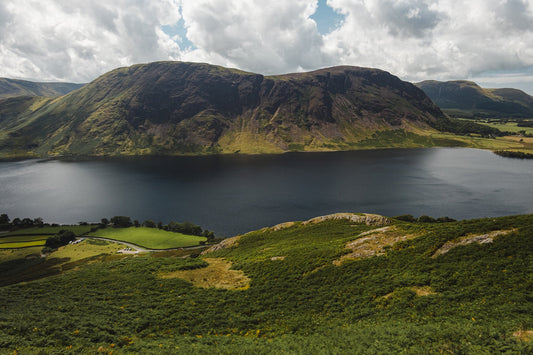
[0,77,84,99]
[416,79,533,118]
[0,61,451,157]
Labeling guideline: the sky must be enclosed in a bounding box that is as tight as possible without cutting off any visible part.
[1,0,533,94]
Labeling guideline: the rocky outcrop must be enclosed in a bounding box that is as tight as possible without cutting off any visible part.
[201,235,242,255]
[432,229,515,258]
[303,213,391,227]
[333,226,419,264]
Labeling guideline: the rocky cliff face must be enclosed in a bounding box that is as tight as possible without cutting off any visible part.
[0,62,448,157]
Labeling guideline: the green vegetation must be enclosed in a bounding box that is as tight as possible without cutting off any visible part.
[469,119,533,135]
[0,234,51,244]
[0,77,83,99]
[494,150,533,159]
[0,240,46,249]
[417,80,533,118]
[1,224,94,236]
[89,227,207,249]
[1,213,533,353]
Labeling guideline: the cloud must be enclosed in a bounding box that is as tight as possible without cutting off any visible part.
[0,0,182,82]
[180,0,327,74]
[324,0,533,81]
[1,0,533,90]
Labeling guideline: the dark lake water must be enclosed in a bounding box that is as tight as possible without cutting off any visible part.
[1,148,532,236]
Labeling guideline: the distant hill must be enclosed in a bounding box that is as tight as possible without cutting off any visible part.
[0,61,450,157]
[0,78,84,99]
[416,80,533,118]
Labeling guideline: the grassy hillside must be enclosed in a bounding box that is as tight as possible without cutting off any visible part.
[0,62,450,158]
[0,78,84,99]
[0,213,532,353]
[416,80,533,118]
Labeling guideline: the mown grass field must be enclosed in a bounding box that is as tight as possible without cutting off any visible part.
[0,234,52,249]
[0,234,51,244]
[0,240,46,249]
[475,120,533,134]
[89,227,207,249]
[4,225,94,236]
[1,214,532,353]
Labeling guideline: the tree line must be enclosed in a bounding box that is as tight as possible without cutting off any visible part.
[0,213,215,240]
[101,216,215,239]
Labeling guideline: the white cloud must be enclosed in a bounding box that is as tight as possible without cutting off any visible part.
[0,0,182,82]
[180,0,327,74]
[1,0,533,93]
[324,0,533,82]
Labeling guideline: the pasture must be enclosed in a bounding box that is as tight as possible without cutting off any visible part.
[89,227,207,249]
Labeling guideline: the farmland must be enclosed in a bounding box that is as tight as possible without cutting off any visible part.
[88,227,207,249]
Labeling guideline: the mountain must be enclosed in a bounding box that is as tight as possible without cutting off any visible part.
[0,78,84,99]
[2,212,533,353]
[416,80,533,118]
[0,61,449,157]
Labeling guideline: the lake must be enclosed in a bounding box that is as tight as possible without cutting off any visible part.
[1,148,532,236]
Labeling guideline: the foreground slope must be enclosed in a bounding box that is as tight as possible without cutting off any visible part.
[1,213,532,353]
[417,80,533,118]
[0,61,450,157]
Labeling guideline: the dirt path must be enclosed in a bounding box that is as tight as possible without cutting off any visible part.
[81,236,209,253]
[81,237,150,252]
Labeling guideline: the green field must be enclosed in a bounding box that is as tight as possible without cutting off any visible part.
[0,234,52,249]
[89,227,207,249]
[0,234,51,243]
[474,120,533,134]
[4,225,94,236]
[0,240,46,249]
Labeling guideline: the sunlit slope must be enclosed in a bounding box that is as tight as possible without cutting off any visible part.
[0,78,84,99]
[417,80,533,118]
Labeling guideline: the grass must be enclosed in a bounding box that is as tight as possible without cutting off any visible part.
[0,240,46,249]
[4,225,94,236]
[160,257,250,290]
[50,239,125,262]
[89,227,207,249]
[472,120,533,134]
[0,247,42,261]
[0,235,51,244]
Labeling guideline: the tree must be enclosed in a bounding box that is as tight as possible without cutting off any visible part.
[202,230,215,240]
[101,218,109,225]
[143,220,156,228]
[133,220,140,227]
[21,218,34,228]
[418,215,436,223]
[12,218,21,227]
[110,216,132,228]
[0,214,9,224]
[394,215,417,222]
[45,230,76,249]
[33,218,44,227]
